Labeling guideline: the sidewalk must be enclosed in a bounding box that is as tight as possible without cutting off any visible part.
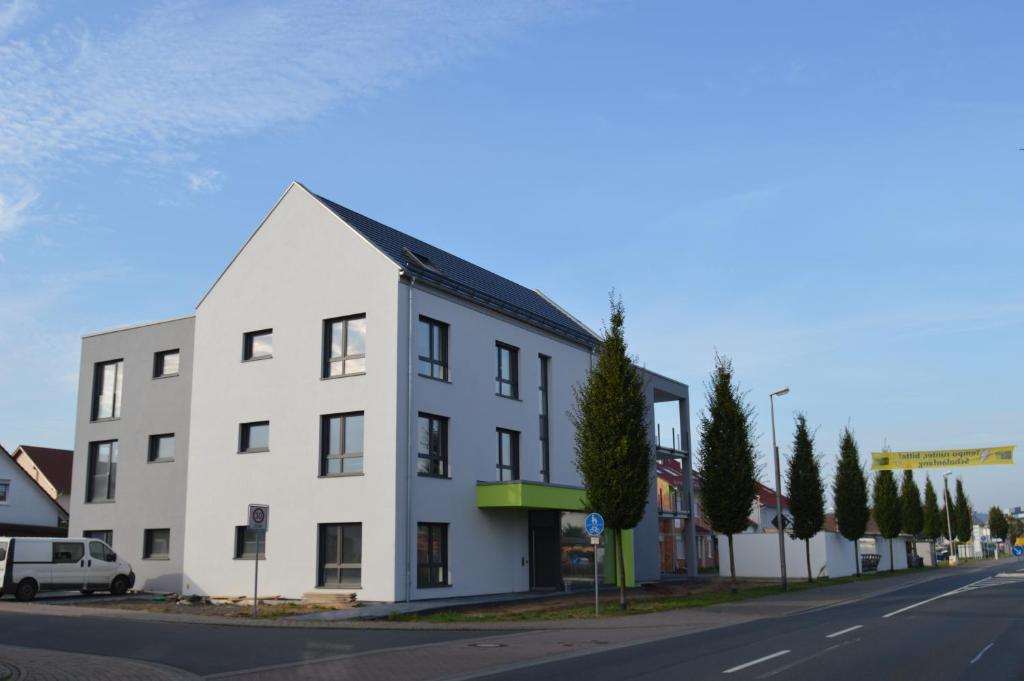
[0,645,199,681]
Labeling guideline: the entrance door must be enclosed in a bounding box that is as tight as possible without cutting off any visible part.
[529,511,561,590]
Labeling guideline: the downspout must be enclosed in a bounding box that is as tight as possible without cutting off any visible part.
[404,272,417,602]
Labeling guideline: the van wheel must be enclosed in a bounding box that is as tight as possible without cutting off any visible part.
[110,575,129,596]
[15,579,38,602]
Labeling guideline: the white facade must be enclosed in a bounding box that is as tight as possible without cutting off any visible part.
[72,183,691,601]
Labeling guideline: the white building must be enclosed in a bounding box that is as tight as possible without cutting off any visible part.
[69,183,695,601]
[1,445,70,537]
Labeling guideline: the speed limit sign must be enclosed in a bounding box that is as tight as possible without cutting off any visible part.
[248,504,269,531]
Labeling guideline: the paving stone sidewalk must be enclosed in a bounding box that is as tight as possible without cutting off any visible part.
[0,645,199,681]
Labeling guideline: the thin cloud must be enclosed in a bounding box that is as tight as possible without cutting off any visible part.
[187,169,223,193]
[0,0,37,37]
[0,1,565,173]
[0,189,39,234]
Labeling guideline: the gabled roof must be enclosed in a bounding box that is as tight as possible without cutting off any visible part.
[311,192,600,348]
[756,481,791,509]
[657,457,685,487]
[13,446,73,495]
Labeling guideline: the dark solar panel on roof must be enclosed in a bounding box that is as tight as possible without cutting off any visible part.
[313,193,598,347]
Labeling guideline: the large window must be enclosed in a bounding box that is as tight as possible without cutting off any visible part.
[417,413,449,478]
[92,359,124,420]
[52,542,85,564]
[144,529,170,559]
[539,354,550,483]
[417,523,449,588]
[318,523,362,587]
[323,315,366,377]
[320,413,364,475]
[243,329,273,361]
[148,434,175,462]
[496,343,518,398]
[84,530,113,546]
[418,317,449,381]
[234,526,266,560]
[0,480,8,504]
[87,440,118,502]
[497,428,520,481]
[239,421,270,453]
[153,349,180,378]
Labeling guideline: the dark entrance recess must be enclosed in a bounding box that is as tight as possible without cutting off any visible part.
[528,510,561,590]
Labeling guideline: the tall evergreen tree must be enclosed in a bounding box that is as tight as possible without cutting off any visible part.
[954,478,972,545]
[873,470,902,572]
[900,471,923,558]
[697,354,758,593]
[921,477,942,552]
[786,414,825,582]
[832,428,870,575]
[572,295,651,610]
[989,507,1008,544]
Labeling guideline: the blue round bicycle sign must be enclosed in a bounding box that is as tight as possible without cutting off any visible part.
[584,513,605,537]
[1013,545,1023,558]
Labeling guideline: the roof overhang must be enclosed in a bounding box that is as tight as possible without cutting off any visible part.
[476,481,588,511]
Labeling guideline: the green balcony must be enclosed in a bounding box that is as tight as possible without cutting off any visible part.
[475,480,588,511]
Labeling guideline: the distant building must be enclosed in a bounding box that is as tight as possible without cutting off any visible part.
[0,444,72,536]
[657,460,715,574]
[746,482,792,534]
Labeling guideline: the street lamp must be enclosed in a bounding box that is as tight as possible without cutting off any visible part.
[769,386,790,590]
[943,471,957,565]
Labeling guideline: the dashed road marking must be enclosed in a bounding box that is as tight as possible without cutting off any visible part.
[723,650,790,674]
[970,643,994,665]
[825,625,862,638]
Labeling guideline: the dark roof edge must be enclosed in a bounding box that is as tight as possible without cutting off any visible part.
[402,270,598,350]
[4,448,68,518]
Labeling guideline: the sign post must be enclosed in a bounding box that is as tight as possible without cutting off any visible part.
[584,513,605,617]
[247,504,269,618]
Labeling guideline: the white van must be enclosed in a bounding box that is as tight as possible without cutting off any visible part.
[0,537,135,601]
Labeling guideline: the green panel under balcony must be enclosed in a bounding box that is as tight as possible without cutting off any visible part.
[476,481,588,511]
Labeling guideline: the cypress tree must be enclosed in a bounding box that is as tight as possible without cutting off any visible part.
[873,470,902,572]
[832,428,870,575]
[954,479,972,546]
[900,471,924,559]
[697,354,758,593]
[786,414,825,582]
[922,476,942,560]
[989,507,1008,543]
[571,295,651,610]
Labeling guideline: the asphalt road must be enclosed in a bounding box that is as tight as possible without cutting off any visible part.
[479,561,1024,681]
[0,610,489,675]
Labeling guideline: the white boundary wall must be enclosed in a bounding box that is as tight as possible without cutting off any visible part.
[717,531,857,580]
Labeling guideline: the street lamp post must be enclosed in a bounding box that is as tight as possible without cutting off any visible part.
[943,471,957,565]
[769,387,790,590]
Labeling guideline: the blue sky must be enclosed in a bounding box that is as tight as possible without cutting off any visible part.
[1,1,1021,511]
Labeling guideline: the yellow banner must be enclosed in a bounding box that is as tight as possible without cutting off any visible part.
[870,446,1015,470]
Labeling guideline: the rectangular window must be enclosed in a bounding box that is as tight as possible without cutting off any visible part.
[320,413,364,475]
[496,343,519,398]
[234,526,266,560]
[323,315,366,377]
[539,354,550,483]
[148,434,175,462]
[417,523,449,588]
[417,413,449,478]
[87,440,118,502]
[52,542,85,564]
[318,523,362,587]
[143,529,170,559]
[84,530,113,546]
[153,349,180,378]
[243,329,273,361]
[0,480,9,503]
[417,317,449,381]
[497,428,520,481]
[239,421,270,453]
[91,359,124,420]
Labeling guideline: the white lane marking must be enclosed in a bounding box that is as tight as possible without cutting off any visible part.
[882,577,988,618]
[723,650,790,674]
[970,642,994,665]
[825,625,863,638]
[755,640,858,679]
